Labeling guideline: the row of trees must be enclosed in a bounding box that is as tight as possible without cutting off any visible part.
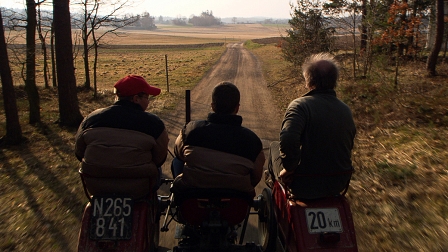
[1,3,220,147]
[189,11,222,26]
[1,0,83,145]
[4,0,141,90]
[171,11,222,26]
[133,12,156,30]
[1,0,142,145]
[280,0,446,81]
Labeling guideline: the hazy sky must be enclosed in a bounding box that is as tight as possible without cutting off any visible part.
[1,0,295,19]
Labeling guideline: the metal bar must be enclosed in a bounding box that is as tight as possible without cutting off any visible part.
[239,206,251,244]
[165,54,169,92]
[161,193,174,232]
[185,90,191,124]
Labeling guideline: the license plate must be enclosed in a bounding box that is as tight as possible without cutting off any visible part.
[305,208,343,233]
[89,196,134,240]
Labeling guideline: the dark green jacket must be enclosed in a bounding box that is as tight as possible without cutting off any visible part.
[280,89,356,198]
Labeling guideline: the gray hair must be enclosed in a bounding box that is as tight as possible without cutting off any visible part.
[302,53,339,90]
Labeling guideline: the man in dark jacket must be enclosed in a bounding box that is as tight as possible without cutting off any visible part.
[267,53,356,199]
[172,82,265,194]
[75,75,169,198]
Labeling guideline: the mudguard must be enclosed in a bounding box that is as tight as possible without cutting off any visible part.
[273,181,358,252]
[77,196,157,252]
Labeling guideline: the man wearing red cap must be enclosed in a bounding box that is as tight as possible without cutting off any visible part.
[75,75,169,198]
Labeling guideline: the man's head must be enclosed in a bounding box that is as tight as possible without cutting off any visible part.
[114,75,161,110]
[302,53,339,90]
[211,82,240,114]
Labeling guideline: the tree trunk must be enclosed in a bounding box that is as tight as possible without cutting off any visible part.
[443,30,448,59]
[26,0,41,124]
[352,10,357,79]
[53,0,84,127]
[82,4,91,89]
[92,26,98,98]
[82,35,91,89]
[51,22,57,87]
[407,1,418,57]
[397,0,408,56]
[426,0,444,76]
[360,0,367,51]
[394,51,399,90]
[93,43,98,98]
[0,10,23,145]
[37,5,49,88]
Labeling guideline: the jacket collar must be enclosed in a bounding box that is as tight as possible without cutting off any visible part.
[303,88,337,97]
[114,99,144,111]
[207,112,243,126]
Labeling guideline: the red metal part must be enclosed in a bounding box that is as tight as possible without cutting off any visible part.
[273,181,358,252]
[77,195,157,252]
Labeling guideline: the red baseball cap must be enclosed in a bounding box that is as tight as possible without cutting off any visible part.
[114,75,161,97]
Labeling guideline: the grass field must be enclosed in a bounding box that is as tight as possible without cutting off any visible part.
[1,24,448,251]
[248,42,448,251]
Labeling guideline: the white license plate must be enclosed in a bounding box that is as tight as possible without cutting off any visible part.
[305,208,343,233]
[89,196,134,240]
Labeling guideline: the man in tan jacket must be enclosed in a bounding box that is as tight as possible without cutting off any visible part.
[171,82,265,194]
[75,75,169,198]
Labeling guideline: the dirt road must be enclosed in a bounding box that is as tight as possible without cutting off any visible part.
[158,42,283,251]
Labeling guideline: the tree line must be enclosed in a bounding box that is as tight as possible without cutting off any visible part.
[171,11,222,26]
[1,0,83,145]
[0,0,141,146]
[280,0,446,84]
[1,0,446,146]
[0,1,223,147]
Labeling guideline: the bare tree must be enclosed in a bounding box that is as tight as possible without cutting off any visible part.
[36,2,51,88]
[360,0,368,51]
[50,21,57,87]
[75,0,138,96]
[25,0,41,124]
[324,0,363,78]
[90,3,138,97]
[0,9,23,145]
[79,0,94,89]
[3,9,28,84]
[426,0,444,76]
[53,0,84,127]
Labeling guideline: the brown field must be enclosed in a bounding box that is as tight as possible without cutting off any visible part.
[248,44,448,251]
[117,24,287,42]
[7,23,287,45]
[1,24,448,252]
[7,23,288,91]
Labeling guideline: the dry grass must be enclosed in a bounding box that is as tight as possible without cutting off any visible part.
[1,31,227,251]
[75,46,226,116]
[1,26,447,251]
[249,42,448,251]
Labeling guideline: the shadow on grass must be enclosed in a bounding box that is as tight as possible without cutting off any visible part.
[0,122,84,250]
[1,149,76,251]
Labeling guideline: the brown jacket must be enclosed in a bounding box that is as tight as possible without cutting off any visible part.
[75,100,168,198]
[174,146,264,193]
[173,113,265,193]
[76,127,168,198]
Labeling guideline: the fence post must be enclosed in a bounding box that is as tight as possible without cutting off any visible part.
[185,90,190,124]
[165,54,169,93]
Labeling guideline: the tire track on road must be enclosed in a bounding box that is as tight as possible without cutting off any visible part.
[158,42,282,251]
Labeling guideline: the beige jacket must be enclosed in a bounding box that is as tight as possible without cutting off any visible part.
[174,145,265,193]
[76,127,168,198]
